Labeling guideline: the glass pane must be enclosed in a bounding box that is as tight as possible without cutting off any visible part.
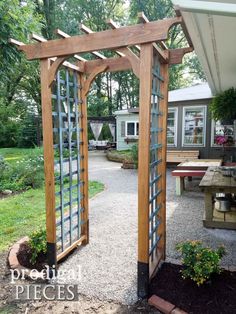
[167,110,176,146]
[167,136,174,144]
[168,112,175,119]
[136,123,139,136]
[127,123,135,136]
[184,107,205,145]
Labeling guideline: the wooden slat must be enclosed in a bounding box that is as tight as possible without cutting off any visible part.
[84,56,132,74]
[175,9,194,48]
[19,17,182,60]
[80,74,89,244]
[55,29,87,62]
[157,61,169,263]
[57,235,86,261]
[169,47,193,65]
[167,150,199,163]
[138,11,149,24]
[138,43,153,264]
[40,59,56,264]
[31,33,47,42]
[137,12,192,64]
[9,37,82,73]
[8,38,24,46]
[137,12,169,64]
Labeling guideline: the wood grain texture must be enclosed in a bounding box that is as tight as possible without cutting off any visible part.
[138,43,153,264]
[19,17,182,60]
[80,74,89,244]
[169,47,193,65]
[57,235,86,261]
[40,59,56,244]
[83,65,108,96]
[84,57,132,74]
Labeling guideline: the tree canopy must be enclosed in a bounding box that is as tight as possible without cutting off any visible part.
[0,0,206,147]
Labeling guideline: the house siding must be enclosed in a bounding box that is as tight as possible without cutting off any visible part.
[116,99,236,161]
[116,113,139,151]
[168,99,235,160]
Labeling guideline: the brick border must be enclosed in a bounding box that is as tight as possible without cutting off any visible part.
[8,237,45,281]
[148,295,188,314]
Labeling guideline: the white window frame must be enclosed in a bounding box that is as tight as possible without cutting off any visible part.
[182,105,206,147]
[167,107,178,147]
[125,121,139,137]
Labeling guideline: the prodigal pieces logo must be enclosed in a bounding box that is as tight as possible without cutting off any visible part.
[10,265,81,301]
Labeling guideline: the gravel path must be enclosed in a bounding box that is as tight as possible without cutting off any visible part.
[59,151,138,305]
[59,151,236,305]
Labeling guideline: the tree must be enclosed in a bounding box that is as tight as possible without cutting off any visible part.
[52,0,128,116]
[0,0,42,147]
[129,0,206,90]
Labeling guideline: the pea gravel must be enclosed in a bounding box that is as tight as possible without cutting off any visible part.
[58,151,236,305]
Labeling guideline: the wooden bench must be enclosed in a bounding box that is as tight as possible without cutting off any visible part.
[172,170,206,196]
[167,150,199,163]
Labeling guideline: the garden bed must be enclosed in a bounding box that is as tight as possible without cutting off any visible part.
[149,262,236,314]
[106,150,132,163]
[17,241,47,271]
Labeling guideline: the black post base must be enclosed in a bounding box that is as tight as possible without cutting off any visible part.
[138,261,149,298]
[47,242,57,278]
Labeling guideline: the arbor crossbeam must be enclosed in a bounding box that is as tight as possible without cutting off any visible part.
[18,17,182,60]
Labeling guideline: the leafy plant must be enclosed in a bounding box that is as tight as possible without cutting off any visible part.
[0,155,7,177]
[210,87,236,121]
[29,228,47,265]
[0,154,44,192]
[176,240,226,286]
[131,144,138,167]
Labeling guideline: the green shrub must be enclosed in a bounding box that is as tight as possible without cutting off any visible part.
[0,105,19,147]
[0,155,7,177]
[176,240,226,286]
[0,154,44,192]
[131,144,138,166]
[29,228,47,265]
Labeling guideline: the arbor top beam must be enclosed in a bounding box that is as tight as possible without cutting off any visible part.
[19,17,182,60]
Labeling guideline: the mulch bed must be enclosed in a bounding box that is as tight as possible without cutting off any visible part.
[17,242,47,271]
[149,262,236,314]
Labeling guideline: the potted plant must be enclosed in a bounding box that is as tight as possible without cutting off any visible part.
[210,87,236,124]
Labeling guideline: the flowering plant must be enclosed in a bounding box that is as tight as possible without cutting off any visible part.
[215,135,228,145]
[176,240,226,286]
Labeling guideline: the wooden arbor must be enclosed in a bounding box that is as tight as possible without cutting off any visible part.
[11,13,192,297]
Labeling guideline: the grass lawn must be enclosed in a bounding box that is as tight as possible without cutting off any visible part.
[0,181,104,251]
[0,147,43,164]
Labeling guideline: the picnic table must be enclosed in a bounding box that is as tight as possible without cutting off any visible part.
[177,159,222,170]
[172,159,222,195]
[199,167,236,230]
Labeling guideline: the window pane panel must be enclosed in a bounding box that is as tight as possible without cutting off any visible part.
[167,109,177,146]
[183,107,205,145]
[127,122,135,136]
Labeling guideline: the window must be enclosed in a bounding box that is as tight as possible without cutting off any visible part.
[167,108,177,146]
[211,120,234,146]
[182,106,206,146]
[126,121,139,137]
